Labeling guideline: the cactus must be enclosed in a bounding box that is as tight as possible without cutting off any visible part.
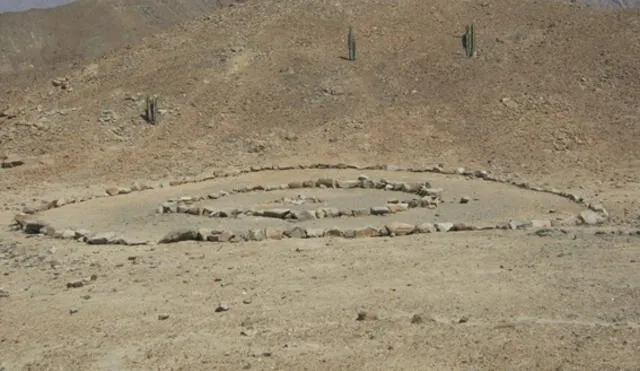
[347,25,357,61]
[464,23,476,58]
[145,95,160,124]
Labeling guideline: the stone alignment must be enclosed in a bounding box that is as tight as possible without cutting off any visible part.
[156,175,440,221]
[10,163,622,246]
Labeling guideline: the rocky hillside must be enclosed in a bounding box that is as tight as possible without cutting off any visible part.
[0,0,239,84]
[0,0,638,190]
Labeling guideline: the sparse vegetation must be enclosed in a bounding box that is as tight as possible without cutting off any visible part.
[347,25,357,61]
[145,95,160,124]
[463,23,476,58]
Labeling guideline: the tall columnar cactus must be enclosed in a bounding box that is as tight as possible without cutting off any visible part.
[464,23,476,58]
[348,25,357,61]
[145,95,160,124]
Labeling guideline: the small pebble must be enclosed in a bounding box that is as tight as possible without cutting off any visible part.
[69,308,79,314]
[458,316,469,324]
[356,311,378,321]
[67,280,84,288]
[460,196,471,204]
[215,305,230,312]
[158,313,170,320]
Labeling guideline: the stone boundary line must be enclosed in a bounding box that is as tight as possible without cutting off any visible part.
[10,163,626,246]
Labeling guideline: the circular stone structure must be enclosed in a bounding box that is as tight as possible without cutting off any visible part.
[10,164,609,245]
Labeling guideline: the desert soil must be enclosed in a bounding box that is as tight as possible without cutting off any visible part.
[0,0,639,370]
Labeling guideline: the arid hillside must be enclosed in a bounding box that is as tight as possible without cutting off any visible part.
[1,0,639,192]
[0,0,237,81]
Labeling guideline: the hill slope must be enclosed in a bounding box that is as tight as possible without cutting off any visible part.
[0,0,639,191]
[0,0,234,82]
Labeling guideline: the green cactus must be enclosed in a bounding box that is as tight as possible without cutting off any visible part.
[464,23,476,58]
[145,95,161,124]
[348,25,357,61]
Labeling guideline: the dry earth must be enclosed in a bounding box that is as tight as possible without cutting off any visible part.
[0,0,639,370]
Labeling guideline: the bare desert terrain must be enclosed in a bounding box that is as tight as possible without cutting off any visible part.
[0,0,639,370]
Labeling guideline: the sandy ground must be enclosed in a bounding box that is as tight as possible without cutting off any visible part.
[1,228,639,370]
[1,169,640,370]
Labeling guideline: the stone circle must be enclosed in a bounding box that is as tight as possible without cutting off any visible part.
[9,163,618,246]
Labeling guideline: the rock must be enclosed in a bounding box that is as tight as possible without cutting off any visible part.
[288,181,303,189]
[213,231,233,242]
[22,220,50,234]
[324,228,344,237]
[531,220,552,228]
[265,227,284,240]
[75,229,92,239]
[451,223,474,231]
[352,208,371,217]
[316,178,336,188]
[158,313,170,320]
[356,311,378,321]
[305,228,325,238]
[302,180,315,188]
[197,228,214,241]
[86,232,121,245]
[415,223,436,233]
[435,223,454,232]
[339,209,354,217]
[262,209,291,219]
[551,216,580,227]
[0,289,10,298]
[117,187,132,195]
[248,229,266,241]
[422,188,444,197]
[387,203,409,213]
[285,227,307,239]
[69,308,80,315]
[456,167,466,175]
[500,97,518,108]
[385,222,415,236]
[105,187,119,196]
[159,229,199,244]
[215,304,230,313]
[292,210,316,221]
[588,203,608,217]
[67,280,85,288]
[400,182,427,193]
[459,196,471,204]
[122,238,148,246]
[579,210,606,225]
[371,206,390,216]
[534,228,566,237]
[508,219,533,230]
[161,202,177,213]
[336,180,360,189]
[1,154,24,169]
[354,226,380,238]
[54,229,76,240]
[410,314,424,324]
